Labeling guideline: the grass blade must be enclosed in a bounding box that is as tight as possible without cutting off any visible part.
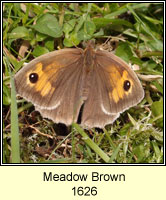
[10,64,20,163]
[73,123,110,162]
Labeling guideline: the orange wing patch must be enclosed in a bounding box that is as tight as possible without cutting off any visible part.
[109,68,133,103]
[26,62,63,96]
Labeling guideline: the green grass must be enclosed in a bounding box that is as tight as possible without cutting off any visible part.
[3,3,163,163]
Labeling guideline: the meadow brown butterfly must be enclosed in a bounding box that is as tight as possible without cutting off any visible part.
[15,41,144,128]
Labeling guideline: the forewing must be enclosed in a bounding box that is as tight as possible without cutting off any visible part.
[94,50,144,114]
[15,48,85,125]
[15,48,83,108]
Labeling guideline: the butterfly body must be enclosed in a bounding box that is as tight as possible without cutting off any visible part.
[15,43,144,128]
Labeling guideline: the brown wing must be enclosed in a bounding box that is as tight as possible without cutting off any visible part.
[81,49,144,128]
[15,48,85,125]
[95,49,144,114]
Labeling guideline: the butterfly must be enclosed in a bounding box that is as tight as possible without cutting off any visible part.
[15,42,144,128]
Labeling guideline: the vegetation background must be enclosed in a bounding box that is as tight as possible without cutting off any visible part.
[3,3,163,163]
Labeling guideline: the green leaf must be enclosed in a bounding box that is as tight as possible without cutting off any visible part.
[77,29,92,41]
[133,143,149,163]
[146,40,163,52]
[151,99,163,117]
[33,13,62,38]
[75,15,86,32]
[35,32,48,42]
[84,20,96,35]
[115,42,133,63]
[63,32,80,47]
[151,99,163,128]
[45,38,55,51]
[63,19,77,36]
[8,26,30,39]
[93,28,104,37]
[93,18,133,30]
[77,20,96,41]
[32,46,49,57]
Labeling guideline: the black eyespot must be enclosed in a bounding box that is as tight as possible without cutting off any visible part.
[123,80,131,91]
[29,73,38,83]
